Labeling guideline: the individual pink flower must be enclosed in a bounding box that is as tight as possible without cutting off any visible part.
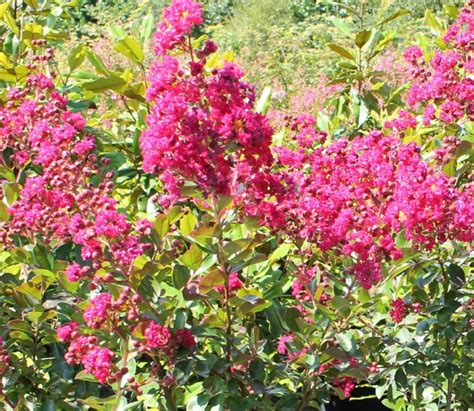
[144,322,171,349]
[277,334,293,355]
[390,298,406,323]
[83,293,112,329]
[65,263,89,282]
[57,321,79,342]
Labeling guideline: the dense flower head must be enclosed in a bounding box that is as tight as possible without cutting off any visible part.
[83,293,112,329]
[215,272,244,296]
[65,263,89,282]
[277,334,294,355]
[82,346,114,384]
[142,0,273,205]
[57,322,79,342]
[390,298,406,323]
[404,5,474,125]
[333,376,356,398]
[154,0,203,56]
[243,128,473,288]
[144,321,171,349]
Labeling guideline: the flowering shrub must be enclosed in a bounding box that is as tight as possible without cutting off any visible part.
[0,0,472,410]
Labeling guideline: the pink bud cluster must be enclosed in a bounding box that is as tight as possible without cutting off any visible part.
[141,0,273,205]
[390,298,423,323]
[333,376,356,398]
[0,338,10,377]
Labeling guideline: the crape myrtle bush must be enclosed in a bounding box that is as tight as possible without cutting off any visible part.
[0,0,473,410]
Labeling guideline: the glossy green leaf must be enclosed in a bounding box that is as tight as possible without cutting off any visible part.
[255,86,272,115]
[180,245,203,270]
[68,44,87,71]
[328,43,354,61]
[379,9,410,26]
[355,30,372,48]
[113,35,144,64]
[181,212,197,236]
[83,76,127,92]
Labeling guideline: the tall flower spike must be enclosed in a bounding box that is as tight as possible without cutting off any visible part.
[142,0,273,205]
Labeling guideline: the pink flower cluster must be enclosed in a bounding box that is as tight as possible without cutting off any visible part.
[404,5,474,125]
[83,293,112,329]
[390,299,423,323]
[141,0,273,205]
[154,0,203,56]
[390,298,406,323]
[0,52,179,388]
[243,128,473,288]
[0,70,150,273]
[333,376,356,398]
[58,322,114,384]
[144,321,171,349]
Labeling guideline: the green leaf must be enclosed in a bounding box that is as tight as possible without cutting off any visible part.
[108,25,127,40]
[358,99,369,127]
[68,44,87,71]
[181,212,197,236]
[24,0,38,9]
[179,245,202,270]
[3,9,19,36]
[443,5,459,19]
[8,320,32,333]
[83,76,127,92]
[269,243,291,262]
[395,368,407,387]
[75,370,97,382]
[3,182,18,205]
[425,10,443,34]
[328,44,354,61]
[113,35,144,64]
[379,9,410,26]
[183,382,204,405]
[154,214,169,239]
[0,3,9,18]
[331,296,351,314]
[199,269,225,293]
[0,52,12,69]
[0,199,8,221]
[284,307,303,332]
[255,86,272,115]
[173,265,190,289]
[140,14,155,43]
[86,51,110,75]
[355,30,372,48]
[330,17,352,37]
[447,264,465,288]
[336,332,356,353]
